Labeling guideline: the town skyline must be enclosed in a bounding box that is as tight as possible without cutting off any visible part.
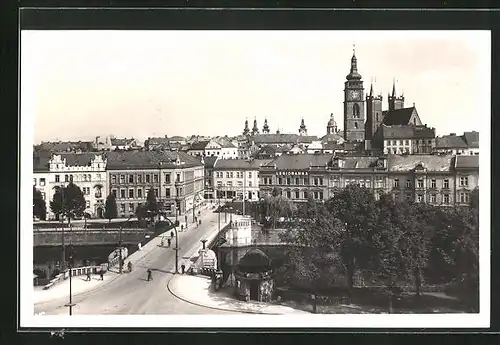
[22,30,489,144]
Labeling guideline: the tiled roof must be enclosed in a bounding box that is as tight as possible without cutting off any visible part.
[382,125,435,139]
[59,153,101,167]
[382,107,417,126]
[264,154,332,170]
[111,138,136,146]
[203,156,218,168]
[342,156,380,169]
[463,131,479,148]
[33,155,50,172]
[323,142,344,150]
[106,151,202,170]
[169,136,186,142]
[388,154,454,172]
[37,141,93,152]
[216,137,237,148]
[189,141,210,150]
[145,137,169,146]
[214,159,271,170]
[455,155,479,169]
[259,145,277,155]
[320,132,345,143]
[435,135,468,149]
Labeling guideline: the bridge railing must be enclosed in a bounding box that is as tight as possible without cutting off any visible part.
[42,264,107,290]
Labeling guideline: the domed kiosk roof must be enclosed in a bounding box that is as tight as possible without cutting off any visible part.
[237,248,271,274]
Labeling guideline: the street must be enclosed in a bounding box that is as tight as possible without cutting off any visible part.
[34,209,240,315]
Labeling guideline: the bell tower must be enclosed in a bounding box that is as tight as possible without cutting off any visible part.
[343,46,365,142]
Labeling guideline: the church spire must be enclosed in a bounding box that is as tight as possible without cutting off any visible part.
[369,78,374,97]
[346,44,362,80]
[299,118,307,136]
[262,118,270,134]
[392,78,396,97]
[251,117,259,135]
[243,118,249,135]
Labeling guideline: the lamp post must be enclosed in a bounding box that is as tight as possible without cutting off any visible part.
[60,185,66,272]
[174,199,180,274]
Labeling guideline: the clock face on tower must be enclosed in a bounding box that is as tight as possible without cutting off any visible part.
[350,90,360,100]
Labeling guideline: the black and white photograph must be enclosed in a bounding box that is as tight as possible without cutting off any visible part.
[21,29,490,328]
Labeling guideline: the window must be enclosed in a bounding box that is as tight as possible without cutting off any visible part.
[278,177,283,185]
[129,189,134,199]
[137,189,143,198]
[65,175,69,182]
[286,191,291,198]
[145,174,150,183]
[286,177,291,185]
[406,193,413,201]
[396,140,401,146]
[417,179,424,188]
[55,175,60,183]
[227,181,232,187]
[460,192,469,203]
[153,174,159,183]
[83,174,87,182]
[217,181,222,187]
[295,177,299,185]
[238,181,243,187]
[406,180,412,188]
[33,178,36,186]
[293,190,299,199]
[430,194,436,203]
[129,175,134,183]
[303,191,308,199]
[226,172,230,178]
[417,194,423,203]
[88,174,91,182]
[121,204,125,213]
[86,201,90,208]
[444,179,449,189]
[443,194,450,204]
[137,174,142,183]
[394,179,399,188]
[120,175,125,184]
[314,191,319,199]
[111,174,116,184]
[249,181,252,187]
[120,189,126,199]
[230,172,234,178]
[405,140,409,146]
[431,179,436,189]
[304,178,309,185]
[392,140,397,146]
[176,173,181,182]
[129,203,134,212]
[154,188,159,197]
[354,122,358,129]
[460,176,469,187]
[165,188,170,198]
[96,174,101,180]
[112,189,117,197]
[41,192,45,200]
[249,172,252,178]
[353,103,360,118]
[164,173,171,184]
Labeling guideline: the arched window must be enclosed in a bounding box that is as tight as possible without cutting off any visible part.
[353,104,360,118]
[354,122,358,129]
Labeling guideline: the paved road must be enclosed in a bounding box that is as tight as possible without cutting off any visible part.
[34,210,240,315]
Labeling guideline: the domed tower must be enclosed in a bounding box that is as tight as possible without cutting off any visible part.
[251,117,259,135]
[326,113,338,135]
[343,45,365,142]
[234,248,274,302]
[243,118,250,135]
[262,118,270,134]
[299,118,307,136]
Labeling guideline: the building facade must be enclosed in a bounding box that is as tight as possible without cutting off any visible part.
[258,153,478,207]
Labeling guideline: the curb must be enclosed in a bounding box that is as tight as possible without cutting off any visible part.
[166,275,278,315]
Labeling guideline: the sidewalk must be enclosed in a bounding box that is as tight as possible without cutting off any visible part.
[34,204,215,304]
[167,275,309,314]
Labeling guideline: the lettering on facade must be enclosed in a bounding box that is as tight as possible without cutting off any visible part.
[276,171,309,176]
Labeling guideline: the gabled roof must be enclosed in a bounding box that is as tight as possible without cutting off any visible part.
[382,107,417,126]
[216,137,237,148]
[111,138,136,146]
[36,141,93,153]
[382,125,435,139]
[106,151,202,170]
[59,153,102,167]
[388,154,454,172]
[214,158,272,170]
[189,141,210,150]
[264,154,333,170]
[463,131,479,148]
[203,156,218,168]
[435,134,468,149]
[455,155,479,169]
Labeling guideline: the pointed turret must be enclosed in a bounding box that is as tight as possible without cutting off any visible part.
[299,118,307,136]
[346,44,362,80]
[262,118,270,134]
[243,118,250,135]
[251,117,259,135]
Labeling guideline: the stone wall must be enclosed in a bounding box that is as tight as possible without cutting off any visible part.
[34,230,153,247]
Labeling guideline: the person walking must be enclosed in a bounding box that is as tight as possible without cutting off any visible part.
[127,261,132,272]
[86,272,91,281]
[167,238,171,247]
[181,264,186,274]
[99,271,104,281]
[147,269,153,281]
[170,231,174,239]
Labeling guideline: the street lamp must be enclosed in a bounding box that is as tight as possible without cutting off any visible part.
[65,241,76,315]
[173,199,180,274]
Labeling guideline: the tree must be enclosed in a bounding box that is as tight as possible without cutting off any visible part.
[49,182,86,225]
[145,187,158,223]
[104,193,118,223]
[469,187,479,211]
[325,184,378,292]
[261,186,297,229]
[33,186,46,220]
[135,203,147,221]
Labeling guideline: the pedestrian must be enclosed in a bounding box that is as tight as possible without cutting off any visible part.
[127,261,132,272]
[181,264,186,274]
[99,271,104,281]
[147,269,153,281]
[170,231,174,239]
[167,238,171,247]
[86,272,91,281]
[161,238,164,247]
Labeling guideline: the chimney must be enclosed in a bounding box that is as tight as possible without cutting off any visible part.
[413,102,415,107]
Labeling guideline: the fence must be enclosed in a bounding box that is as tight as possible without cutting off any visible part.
[42,265,107,290]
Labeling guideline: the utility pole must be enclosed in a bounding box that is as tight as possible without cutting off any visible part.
[174,199,179,274]
[243,168,246,217]
[118,226,123,274]
[61,186,66,272]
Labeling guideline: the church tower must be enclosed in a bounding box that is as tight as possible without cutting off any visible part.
[388,80,405,111]
[251,118,259,135]
[365,81,383,141]
[299,118,307,136]
[326,113,338,135]
[243,118,250,135]
[262,118,270,134]
[343,47,365,142]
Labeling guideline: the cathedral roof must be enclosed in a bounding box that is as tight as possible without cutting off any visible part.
[382,107,417,126]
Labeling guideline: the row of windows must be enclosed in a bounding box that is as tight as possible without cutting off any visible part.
[393,177,468,189]
[385,139,433,146]
[53,174,102,183]
[214,171,254,179]
[216,181,253,188]
[111,187,185,199]
[265,189,324,200]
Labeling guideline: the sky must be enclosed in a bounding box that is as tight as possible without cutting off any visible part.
[22,30,490,144]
